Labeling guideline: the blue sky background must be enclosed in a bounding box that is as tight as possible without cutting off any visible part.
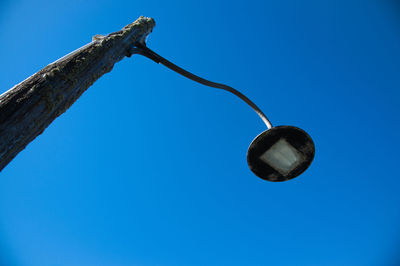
[0,0,400,265]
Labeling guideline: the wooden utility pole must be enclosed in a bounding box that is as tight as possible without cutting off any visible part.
[0,16,155,171]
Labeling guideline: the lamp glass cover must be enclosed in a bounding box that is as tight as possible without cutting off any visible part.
[259,138,303,175]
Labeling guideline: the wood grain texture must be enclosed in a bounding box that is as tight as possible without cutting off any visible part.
[0,16,155,171]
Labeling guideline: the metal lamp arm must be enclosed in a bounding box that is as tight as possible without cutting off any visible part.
[131,44,273,129]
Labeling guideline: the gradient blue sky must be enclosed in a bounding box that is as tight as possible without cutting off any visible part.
[0,0,400,265]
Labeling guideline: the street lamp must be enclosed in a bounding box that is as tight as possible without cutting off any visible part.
[0,17,314,175]
[132,42,315,182]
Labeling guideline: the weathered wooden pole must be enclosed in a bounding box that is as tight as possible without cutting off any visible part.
[0,16,155,171]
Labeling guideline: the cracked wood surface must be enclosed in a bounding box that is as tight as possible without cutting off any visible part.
[0,16,155,171]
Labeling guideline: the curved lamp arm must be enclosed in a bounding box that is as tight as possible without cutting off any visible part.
[131,43,273,129]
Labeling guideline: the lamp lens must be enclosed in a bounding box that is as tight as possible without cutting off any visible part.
[259,138,303,175]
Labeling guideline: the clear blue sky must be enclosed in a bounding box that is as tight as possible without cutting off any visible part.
[0,0,400,265]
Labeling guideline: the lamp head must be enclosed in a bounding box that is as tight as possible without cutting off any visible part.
[247,126,315,182]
